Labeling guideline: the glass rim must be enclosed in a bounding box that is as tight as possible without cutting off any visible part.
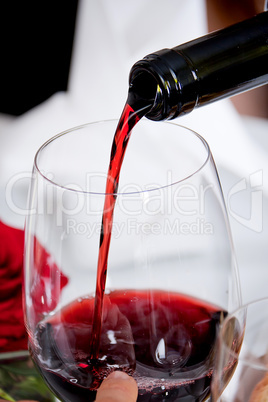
[34,119,212,196]
[220,297,268,370]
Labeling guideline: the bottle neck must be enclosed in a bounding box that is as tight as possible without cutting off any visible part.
[129,11,268,121]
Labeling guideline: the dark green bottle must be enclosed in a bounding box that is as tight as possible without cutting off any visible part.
[129,12,268,121]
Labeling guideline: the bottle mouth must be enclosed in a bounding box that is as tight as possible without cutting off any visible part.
[129,62,168,121]
[128,68,162,119]
[129,69,158,102]
[129,51,193,121]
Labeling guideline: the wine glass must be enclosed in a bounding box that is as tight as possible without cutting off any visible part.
[23,119,241,402]
[211,298,268,401]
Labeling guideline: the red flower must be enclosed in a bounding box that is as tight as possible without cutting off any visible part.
[0,220,26,352]
[0,221,68,353]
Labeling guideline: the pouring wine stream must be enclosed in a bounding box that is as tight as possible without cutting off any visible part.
[89,83,156,361]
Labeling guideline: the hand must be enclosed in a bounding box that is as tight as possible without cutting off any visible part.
[95,371,138,402]
[0,371,138,402]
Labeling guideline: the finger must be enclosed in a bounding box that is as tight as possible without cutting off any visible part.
[95,370,138,402]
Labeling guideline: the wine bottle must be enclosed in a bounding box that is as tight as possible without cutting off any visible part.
[129,12,268,121]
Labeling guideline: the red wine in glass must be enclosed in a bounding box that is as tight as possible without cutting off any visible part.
[32,290,224,402]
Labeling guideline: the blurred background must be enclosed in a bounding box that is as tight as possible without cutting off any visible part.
[0,0,267,304]
[0,1,266,117]
[0,2,78,116]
